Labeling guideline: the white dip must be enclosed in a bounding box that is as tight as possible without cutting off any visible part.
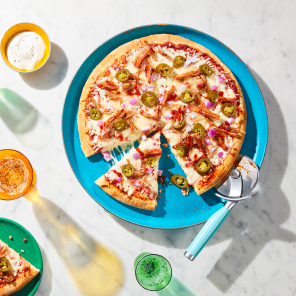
[7,31,46,70]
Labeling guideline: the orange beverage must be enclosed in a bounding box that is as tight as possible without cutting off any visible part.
[0,149,33,200]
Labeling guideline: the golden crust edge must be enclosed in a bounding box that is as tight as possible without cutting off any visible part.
[95,176,156,211]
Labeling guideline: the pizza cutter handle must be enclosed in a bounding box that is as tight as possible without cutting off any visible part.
[184,207,230,261]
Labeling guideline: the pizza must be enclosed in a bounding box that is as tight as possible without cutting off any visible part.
[95,132,162,210]
[78,34,246,204]
[0,239,39,296]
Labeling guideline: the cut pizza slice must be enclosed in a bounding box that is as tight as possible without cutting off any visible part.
[0,239,40,296]
[162,103,244,195]
[95,131,162,210]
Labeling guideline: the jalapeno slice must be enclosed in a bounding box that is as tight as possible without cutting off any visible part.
[141,91,157,107]
[115,69,130,82]
[0,258,10,272]
[180,90,195,103]
[156,63,172,77]
[207,90,219,103]
[199,64,213,75]
[173,56,186,69]
[192,123,205,138]
[196,158,211,175]
[121,164,134,177]
[172,118,186,131]
[175,145,188,158]
[89,108,101,120]
[221,103,236,117]
[170,174,189,189]
[113,118,129,131]
[146,157,156,167]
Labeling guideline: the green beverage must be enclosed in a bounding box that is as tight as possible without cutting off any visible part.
[134,253,172,291]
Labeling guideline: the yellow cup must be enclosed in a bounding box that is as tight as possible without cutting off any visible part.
[0,23,51,73]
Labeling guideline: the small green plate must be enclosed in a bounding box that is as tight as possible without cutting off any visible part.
[0,218,43,296]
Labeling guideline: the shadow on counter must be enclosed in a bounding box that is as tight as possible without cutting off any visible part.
[25,188,124,296]
[19,42,68,90]
[0,88,53,150]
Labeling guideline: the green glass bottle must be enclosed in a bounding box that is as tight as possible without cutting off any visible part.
[134,253,172,291]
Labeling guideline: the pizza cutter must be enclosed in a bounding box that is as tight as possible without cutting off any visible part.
[184,155,259,261]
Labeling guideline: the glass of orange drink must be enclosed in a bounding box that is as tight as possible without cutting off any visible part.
[0,149,34,200]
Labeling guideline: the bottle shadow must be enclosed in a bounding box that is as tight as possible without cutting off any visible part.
[37,246,52,296]
[0,88,53,150]
[157,276,200,296]
[26,192,124,296]
[19,42,68,90]
[205,68,295,292]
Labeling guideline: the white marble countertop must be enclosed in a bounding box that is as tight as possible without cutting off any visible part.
[1,1,296,295]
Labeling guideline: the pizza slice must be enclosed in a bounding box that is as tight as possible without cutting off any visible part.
[0,239,39,296]
[95,132,162,210]
[162,103,244,195]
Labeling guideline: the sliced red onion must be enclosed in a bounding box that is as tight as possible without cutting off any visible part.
[227,117,234,124]
[141,127,150,132]
[129,98,137,105]
[205,100,214,108]
[159,95,164,103]
[133,152,140,159]
[218,76,225,82]
[218,152,224,158]
[208,129,216,138]
[151,74,157,81]
[158,170,163,176]
[107,105,114,111]
[210,146,217,153]
[141,84,147,91]
[117,177,122,182]
[123,103,126,108]
[97,120,104,127]
[102,151,112,162]
[205,139,211,145]
[184,56,198,68]
[153,143,156,146]
[147,85,155,91]
[134,181,141,187]
[164,112,173,120]
[142,135,147,141]
[188,157,192,161]
[159,86,166,95]
[189,111,197,118]
[146,167,153,174]
[179,84,187,92]
[211,85,217,91]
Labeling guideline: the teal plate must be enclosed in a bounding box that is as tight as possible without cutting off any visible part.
[62,24,268,229]
[0,218,43,295]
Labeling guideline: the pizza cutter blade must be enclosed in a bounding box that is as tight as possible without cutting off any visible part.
[184,155,259,261]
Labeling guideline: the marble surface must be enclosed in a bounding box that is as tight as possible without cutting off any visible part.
[0,1,296,295]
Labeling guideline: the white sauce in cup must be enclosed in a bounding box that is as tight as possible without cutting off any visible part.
[7,31,46,70]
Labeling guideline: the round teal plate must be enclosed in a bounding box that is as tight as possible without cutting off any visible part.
[0,218,43,295]
[62,24,268,229]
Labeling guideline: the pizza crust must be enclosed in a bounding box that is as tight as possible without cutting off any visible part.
[0,265,39,296]
[78,33,246,197]
[95,176,156,211]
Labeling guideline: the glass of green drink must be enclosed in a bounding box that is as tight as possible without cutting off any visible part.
[134,253,172,291]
